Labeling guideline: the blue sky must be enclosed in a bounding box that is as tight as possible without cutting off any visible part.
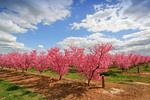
[0,0,150,55]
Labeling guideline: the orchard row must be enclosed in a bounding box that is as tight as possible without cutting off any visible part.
[0,44,150,85]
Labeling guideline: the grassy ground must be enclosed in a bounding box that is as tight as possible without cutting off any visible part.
[26,66,150,84]
[106,66,150,84]
[101,71,150,84]
[0,79,45,100]
[27,67,86,80]
[2,64,150,85]
[108,66,150,73]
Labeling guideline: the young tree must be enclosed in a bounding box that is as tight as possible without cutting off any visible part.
[3,53,13,70]
[11,52,23,72]
[131,54,141,73]
[47,47,70,80]
[21,52,33,72]
[70,44,114,86]
[114,52,133,72]
[8,52,20,71]
[138,55,150,70]
[34,51,49,74]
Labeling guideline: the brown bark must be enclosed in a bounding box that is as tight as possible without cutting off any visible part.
[40,71,42,74]
[88,79,91,86]
[22,68,24,73]
[137,67,140,73]
[59,76,62,80]
[122,68,124,72]
[88,65,99,86]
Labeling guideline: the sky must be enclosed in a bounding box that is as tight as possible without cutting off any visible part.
[0,0,150,55]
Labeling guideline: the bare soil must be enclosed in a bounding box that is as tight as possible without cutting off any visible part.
[0,69,150,100]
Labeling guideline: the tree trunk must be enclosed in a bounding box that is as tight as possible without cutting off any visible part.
[26,69,28,72]
[88,79,91,86]
[1,66,4,71]
[137,67,140,73]
[102,75,105,88]
[87,66,100,86]
[22,68,24,73]
[9,67,11,71]
[40,71,42,74]
[122,68,124,72]
[59,76,62,80]
[145,63,149,68]
[15,68,18,71]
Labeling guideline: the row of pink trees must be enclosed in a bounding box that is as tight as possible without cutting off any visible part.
[113,52,134,72]
[113,52,150,73]
[0,44,150,85]
[0,48,71,81]
[131,54,150,73]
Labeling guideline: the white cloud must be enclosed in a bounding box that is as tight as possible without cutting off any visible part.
[38,45,44,48]
[68,0,150,55]
[106,0,112,2]
[58,32,150,55]
[122,29,149,39]
[0,16,28,33]
[123,30,150,47]
[71,0,150,32]
[0,0,73,53]
[0,31,32,54]
[80,0,86,4]
[57,33,124,54]
[93,4,104,11]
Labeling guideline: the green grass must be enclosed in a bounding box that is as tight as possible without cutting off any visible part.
[28,68,58,76]
[101,71,150,84]
[108,66,150,73]
[27,67,85,80]
[64,72,86,80]
[68,66,78,69]
[0,79,46,100]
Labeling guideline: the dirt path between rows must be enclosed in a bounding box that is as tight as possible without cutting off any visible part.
[0,69,150,100]
[133,82,150,86]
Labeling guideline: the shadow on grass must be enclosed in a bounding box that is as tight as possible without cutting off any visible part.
[100,71,120,77]
[0,79,3,82]
[6,85,22,91]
